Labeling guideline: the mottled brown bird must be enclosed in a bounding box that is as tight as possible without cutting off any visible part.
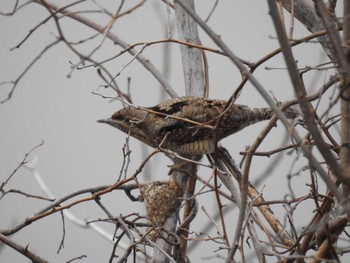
[98,96,297,155]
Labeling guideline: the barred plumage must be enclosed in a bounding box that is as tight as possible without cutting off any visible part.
[98,96,297,155]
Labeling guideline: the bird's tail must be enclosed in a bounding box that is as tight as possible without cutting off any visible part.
[257,106,298,120]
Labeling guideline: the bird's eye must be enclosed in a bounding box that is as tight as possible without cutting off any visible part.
[112,114,125,121]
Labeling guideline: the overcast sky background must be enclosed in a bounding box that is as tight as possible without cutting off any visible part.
[0,1,346,262]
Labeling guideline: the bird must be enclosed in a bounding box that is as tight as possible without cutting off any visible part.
[98,96,297,156]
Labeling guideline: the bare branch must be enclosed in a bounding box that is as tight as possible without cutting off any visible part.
[0,233,49,263]
[0,140,44,191]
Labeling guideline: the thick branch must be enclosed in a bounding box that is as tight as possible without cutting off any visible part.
[175,0,205,97]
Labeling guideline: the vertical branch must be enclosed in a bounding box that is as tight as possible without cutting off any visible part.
[341,0,350,196]
[173,163,198,262]
[174,0,205,97]
[152,215,178,262]
[158,1,205,262]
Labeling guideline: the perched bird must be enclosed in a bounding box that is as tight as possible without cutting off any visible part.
[98,96,297,156]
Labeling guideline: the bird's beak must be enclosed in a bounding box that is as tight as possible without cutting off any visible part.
[97,118,112,124]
